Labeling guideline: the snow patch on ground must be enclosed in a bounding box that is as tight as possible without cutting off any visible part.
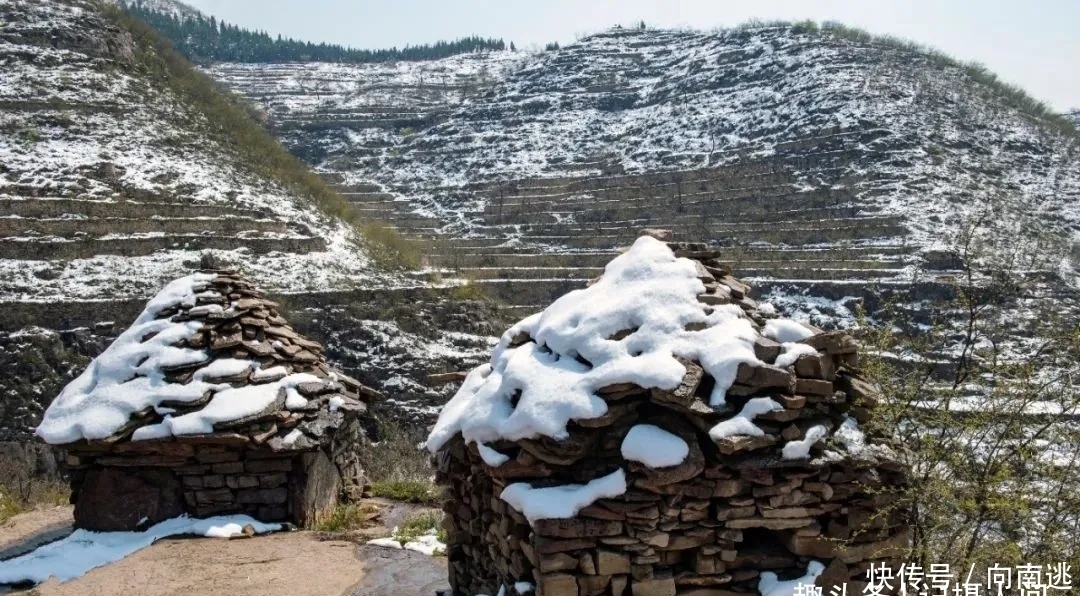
[0,1,391,303]
[367,530,447,556]
[0,515,280,585]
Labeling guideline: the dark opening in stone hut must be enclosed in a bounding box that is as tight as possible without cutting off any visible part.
[428,234,911,596]
[35,270,378,531]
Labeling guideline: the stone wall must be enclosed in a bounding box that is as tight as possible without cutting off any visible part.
[65,425,366,531]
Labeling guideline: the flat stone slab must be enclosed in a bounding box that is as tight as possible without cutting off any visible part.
[347,545,449,596]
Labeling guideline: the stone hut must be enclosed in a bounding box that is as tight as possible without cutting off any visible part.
[35,269,379,531]
[428,234,911,596]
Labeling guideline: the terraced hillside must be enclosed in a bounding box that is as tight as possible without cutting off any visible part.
[0,0,384,303]
[0,0,499,443]
[209,25,1080,321]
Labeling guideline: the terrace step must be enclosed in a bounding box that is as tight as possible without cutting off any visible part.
[736,267,905,281]
[456,266,603,281]
[468,278,586,305]
[476,215,904,236]
[0,198,268,220]
[428,252,618,268]
[0,234,326,260]
[420,224,906,249]
[0,216,289,237]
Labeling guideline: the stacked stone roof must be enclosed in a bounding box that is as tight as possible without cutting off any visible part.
[37,269,378,452]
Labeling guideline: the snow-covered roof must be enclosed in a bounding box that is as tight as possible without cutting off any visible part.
[36,271,375,447]
[427,233,906,533]
[427,235,828,453]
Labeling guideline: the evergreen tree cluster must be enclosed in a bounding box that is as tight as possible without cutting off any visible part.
[120,1,507,64]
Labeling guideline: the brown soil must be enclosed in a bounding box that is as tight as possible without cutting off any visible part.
[1,506,449,596]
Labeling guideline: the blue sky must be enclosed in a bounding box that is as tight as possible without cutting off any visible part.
[184,0,1078,111]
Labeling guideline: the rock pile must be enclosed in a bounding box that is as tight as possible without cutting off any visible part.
[430,233,910,596]
[37,269,379,531]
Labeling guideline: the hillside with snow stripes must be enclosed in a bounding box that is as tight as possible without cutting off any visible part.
[210,26,1080,262]
[0,0,390,303]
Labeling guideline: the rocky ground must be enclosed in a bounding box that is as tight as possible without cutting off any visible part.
[0,505,449,596]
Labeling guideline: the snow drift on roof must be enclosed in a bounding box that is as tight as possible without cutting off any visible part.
[427,235,766,453]
[34,274,321,444]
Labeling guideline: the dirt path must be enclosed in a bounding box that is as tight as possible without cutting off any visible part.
[1,507,449,596]
[0,507,73,563]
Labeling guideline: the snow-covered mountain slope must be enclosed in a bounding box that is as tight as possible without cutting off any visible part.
[1068,110,1080,127]
[210,26,1080,258]
[0,0,387,304]
[0,0,495,443]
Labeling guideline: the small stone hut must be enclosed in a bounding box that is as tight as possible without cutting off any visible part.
[429,233,911,596]
[36,269,379,531]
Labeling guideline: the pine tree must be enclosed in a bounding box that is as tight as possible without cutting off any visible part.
[118,1,506,64]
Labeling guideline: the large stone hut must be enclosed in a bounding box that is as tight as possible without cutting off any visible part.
[35,269,378,531]
[428,234,911,596]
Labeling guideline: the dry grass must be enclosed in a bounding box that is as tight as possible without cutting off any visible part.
[394,510,446,545]
[313,502,382,533]
[0,456,69,523]
[369,480,438,506]
[360,420,434,484]
[359,419,439,505]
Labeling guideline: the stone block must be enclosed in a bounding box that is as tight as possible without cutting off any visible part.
[294,450,341,528]
[195,448,241,464]
[195,487,233,504]
[794,353,836,380]
[226,475,260,489]
[245,458,293,473]
[539,573,579,596]
[578,574,611,596]
[74,468,184,531]
[596,550,631,575]
[795,378,834,396]
[632,576,676,596]
[211,461,245,474]
[535,518,624,539]
[236,487,287,505]
[540,553,579,573]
